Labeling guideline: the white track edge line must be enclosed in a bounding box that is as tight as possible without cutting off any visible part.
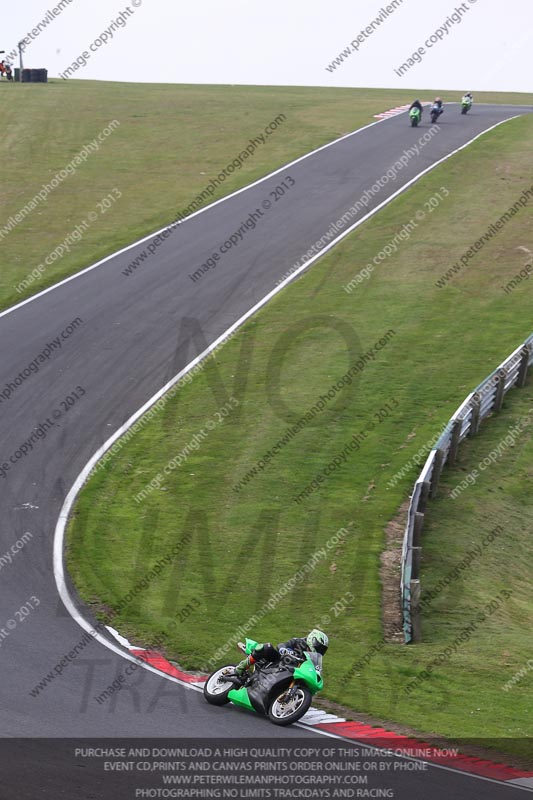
[53,113,525,771]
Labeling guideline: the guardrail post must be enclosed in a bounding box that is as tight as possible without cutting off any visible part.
[447,419,462,466]
[413,511,424,548]
[417,480,431,514]
[493,368,507,413]
[411,546,422,580]
[469,393,481,436]
[410,580,421,643]
[429,449,444,499]
[517,346,531,388]
[402,585,412,643]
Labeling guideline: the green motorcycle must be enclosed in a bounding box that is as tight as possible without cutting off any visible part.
[203,638,323,726]
[409,107,421,127]
[461,96,473,114]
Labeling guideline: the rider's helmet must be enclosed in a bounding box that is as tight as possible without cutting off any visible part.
[435,97,441,102]
[307,629,329,655]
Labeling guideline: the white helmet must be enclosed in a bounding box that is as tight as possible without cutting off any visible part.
[307,629,329,655]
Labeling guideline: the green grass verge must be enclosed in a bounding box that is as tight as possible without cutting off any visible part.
[61,83,533,757]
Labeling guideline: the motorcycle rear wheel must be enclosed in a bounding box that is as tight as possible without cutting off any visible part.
[268,685,312,726]
[203,665,237,705]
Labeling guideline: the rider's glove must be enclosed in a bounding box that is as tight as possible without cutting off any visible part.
[278,647,295,656]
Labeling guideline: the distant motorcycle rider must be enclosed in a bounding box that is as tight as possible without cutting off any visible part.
[409,98,423,118]
[431,97,444,120]
[235,629,329,676]
[461,92,473,106]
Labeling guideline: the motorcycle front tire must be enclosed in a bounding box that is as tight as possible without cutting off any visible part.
[267,685,313,726]
[203,665,238,706]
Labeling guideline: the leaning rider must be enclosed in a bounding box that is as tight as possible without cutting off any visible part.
[462,92,473,106]
[235,629,329,676]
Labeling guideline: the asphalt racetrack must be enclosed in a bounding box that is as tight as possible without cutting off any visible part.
[1,104,531,798]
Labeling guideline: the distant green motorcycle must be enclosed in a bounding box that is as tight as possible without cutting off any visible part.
[461,95,473,114]
[409,107,421,127]
[203,638,323,726]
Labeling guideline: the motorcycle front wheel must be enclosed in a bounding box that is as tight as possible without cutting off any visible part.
[268,685,312,726]
[203,665,237,706]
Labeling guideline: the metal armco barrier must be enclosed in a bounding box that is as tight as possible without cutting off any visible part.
[401,333,533,643]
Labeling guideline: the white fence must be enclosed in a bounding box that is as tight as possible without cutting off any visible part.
[400,333,533,643]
